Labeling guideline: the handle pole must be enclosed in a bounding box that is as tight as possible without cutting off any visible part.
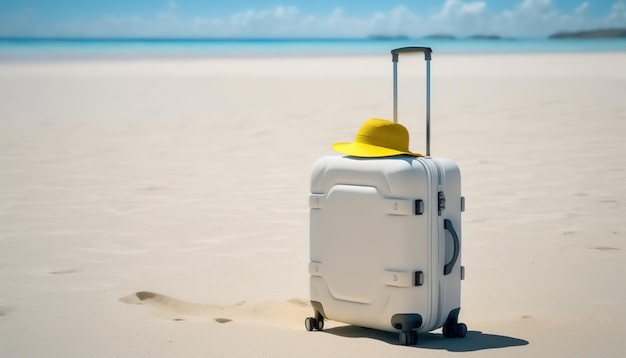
[391,46,433,156]
[393,61,398,123]
[426,59,431,156]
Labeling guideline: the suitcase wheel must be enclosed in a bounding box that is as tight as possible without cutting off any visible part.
[305,317,324,331]
[457,323,467,337]
[443,322,467,338]
[399,330,418,346]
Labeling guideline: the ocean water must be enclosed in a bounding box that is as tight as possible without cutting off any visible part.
[0,38,625,60]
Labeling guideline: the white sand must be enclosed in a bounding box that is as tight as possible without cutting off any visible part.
[1,52,625,357]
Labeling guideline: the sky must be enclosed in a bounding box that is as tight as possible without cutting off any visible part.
[0,0,625,38]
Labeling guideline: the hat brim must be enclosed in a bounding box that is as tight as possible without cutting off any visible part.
[332,142,423,158]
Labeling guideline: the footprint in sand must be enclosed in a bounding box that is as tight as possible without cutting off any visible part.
[287,298,309,307]
[591,246,620,252]
[120,291,311,326]
[49,269,79,275]
[120,291,221,321]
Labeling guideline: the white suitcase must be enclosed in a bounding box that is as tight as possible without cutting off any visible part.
[305,47,467,346]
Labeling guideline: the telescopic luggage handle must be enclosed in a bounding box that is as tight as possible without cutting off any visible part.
[391,46,433,156]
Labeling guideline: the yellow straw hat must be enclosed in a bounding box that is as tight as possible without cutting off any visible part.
[332,118,423,158]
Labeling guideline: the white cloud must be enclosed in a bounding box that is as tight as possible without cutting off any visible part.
[574,2,589,16]
[435,0,487,18]
[229,6,299,28]
[157,1,178,20]
[608,0,626,24]
[463,2,487,14]
[519,0,552,10]
[0,1,624,38]
[430,0,489,35]
[493,0,621,36]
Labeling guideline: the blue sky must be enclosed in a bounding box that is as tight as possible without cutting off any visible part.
[0,0,624,38]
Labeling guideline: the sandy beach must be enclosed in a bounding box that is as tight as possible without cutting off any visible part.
[1,52,625,357]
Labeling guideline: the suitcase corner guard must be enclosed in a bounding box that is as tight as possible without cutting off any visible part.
[385,270,424,287]
[309,194,325,209]
[391,313,423,331]
[384,198,419,216]
[309,261,323,277]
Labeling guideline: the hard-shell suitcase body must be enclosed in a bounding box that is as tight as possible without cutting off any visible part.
[306,47,467,345]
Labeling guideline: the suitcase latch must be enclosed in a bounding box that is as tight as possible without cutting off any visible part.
[414,200,424,215]
[438,191,446,216]
[414,271,424,286]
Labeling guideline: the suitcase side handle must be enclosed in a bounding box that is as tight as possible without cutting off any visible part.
[443,219,460,276]
[391,46,432,156]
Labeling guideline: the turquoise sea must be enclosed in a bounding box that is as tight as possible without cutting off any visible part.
[0,38,625,60]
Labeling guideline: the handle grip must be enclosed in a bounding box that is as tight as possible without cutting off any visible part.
[391,46,432,156]
[391,46,433,62]
[443,219,460,276]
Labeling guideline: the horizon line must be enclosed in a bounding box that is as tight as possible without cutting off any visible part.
[0,36,592,41]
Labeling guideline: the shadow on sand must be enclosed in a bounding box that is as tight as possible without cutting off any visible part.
[322,326,529,352]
